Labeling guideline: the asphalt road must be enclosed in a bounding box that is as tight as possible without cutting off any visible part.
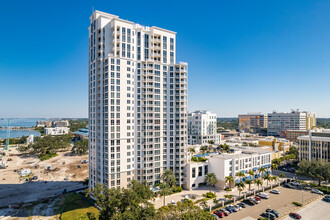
[220,186,321,220]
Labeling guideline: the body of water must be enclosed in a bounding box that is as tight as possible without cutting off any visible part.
[0,129,41,139]
[0,118,47,139]
[0,118,48,128]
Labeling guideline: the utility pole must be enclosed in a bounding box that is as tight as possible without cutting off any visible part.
[5,119,11,150]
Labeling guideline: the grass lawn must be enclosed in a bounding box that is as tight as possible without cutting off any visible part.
[57,193,99,220]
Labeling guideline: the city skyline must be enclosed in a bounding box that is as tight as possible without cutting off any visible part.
[1,0,330,118]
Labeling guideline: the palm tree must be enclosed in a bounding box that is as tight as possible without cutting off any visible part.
[161,169,176,187]
[188,147,195,154]
[258,167,266,177]
[213,198,219,207]
[204,173,217,192]
[235,181,245,199]
[272,176,279,185]
[248,170,255,180]
[159,183,171,206]
[245,179,253,192]
[263,173,272,187]
[225,176,234,188]
[254,178,263,191]
[237,171,245,182]
[279,173,286,183]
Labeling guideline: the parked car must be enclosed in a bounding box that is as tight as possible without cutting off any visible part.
[311,189,324,195]
[261,212,276,220]
[238,202,246,208]
[289,212,302,219]
[254,196,261,201]
[249,197,259,204]
[270,189,280,194]
[322,196,330,203]
[211,213,219,219]
[219,209,229,216]
[258,192,269,199]
[233,205,241,211]
[226,205,234,213]
[213,210,225,218]
[32,176,38,180]
[171,200,176,205]
[243,199,255,206]
[266,208,280,218]
[284,183,294,189]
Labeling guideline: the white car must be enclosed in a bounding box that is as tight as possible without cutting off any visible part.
[270,189,280,194]
[231,205,239,212]
[258,192,269,199]
[311,189,324,195]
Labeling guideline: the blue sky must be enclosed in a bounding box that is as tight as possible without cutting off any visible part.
[1,0,330,118]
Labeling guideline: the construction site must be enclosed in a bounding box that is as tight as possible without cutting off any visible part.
[0,146,89,208]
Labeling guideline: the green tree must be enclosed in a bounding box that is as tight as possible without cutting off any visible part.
[204,173,217,192]
[159,183,172,207]
[72,139,88,155]
[161,169,176,187]
[237,171,245,182]
[279,173,286,183]
[225,176,234,188]
[245,179,253,192]
[258,167,266,177]
[254,178,263,191]
[263,173,272,187]
[248,170,255,180]
[235,181,245,199]
[296,160,330,186]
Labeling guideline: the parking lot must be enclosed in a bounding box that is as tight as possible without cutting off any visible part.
[219,186,321,220]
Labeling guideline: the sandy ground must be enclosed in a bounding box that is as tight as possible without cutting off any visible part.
[0,147,88,208]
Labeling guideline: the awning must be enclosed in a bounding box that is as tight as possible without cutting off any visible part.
[246,176,252,180]
[241,170,245,173]
[253,167,258,171]
[235,179,240,183]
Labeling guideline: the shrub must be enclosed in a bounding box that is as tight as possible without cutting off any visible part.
[172,186,182,193]
[191,195,196,200]
[292,202,302,206]
[224,187,232,191]
[191,156,198,162]
[203,192,216,199]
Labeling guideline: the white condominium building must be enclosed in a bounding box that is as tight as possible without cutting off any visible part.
[88,11,188,189]
[184,147,271,190]
[267,110,316,136]
[188,110,221,145]
[298,129,330,162]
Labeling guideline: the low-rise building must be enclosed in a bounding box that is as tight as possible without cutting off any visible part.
[44,127,70,136]
[52,120,69,127]
[188,110,221,145]
[73,127,89,140]
[259,137,291,152]
[184,147,272,190]
[298,129,330,162]
[36,121,52,127]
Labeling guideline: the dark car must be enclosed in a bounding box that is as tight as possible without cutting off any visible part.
[261,212,276,220]
[238,202,246,208]
[218,209,229,216]
[243,199,255,206]
[32,176,38,180]
[266,208,280,218]
[284,183,294,188]
[289,212,302,219]
[225,206,234,213]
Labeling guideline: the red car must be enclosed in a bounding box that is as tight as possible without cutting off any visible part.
[254,196,261,201]
[214,210,225,218]
[289,213,302,219]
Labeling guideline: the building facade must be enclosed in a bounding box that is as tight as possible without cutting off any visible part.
[188,110,221,145]
[267,110,316,136]
[238,113,268,134]
[44,127,70,135]
[88,11,188,189]
[184,147,271,190]
[298,129,330,162]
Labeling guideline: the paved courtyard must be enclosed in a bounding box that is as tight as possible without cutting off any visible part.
[282,198,330,220]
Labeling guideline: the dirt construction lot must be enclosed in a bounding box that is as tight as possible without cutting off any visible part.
[0,147,88,207]
[223,186,322,220]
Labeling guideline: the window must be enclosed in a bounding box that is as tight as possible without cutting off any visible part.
[192,168,196,178]
[204,165,208,175]
[198,166,202,176]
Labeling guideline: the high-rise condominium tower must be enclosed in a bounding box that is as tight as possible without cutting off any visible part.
[89,11,188,189]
